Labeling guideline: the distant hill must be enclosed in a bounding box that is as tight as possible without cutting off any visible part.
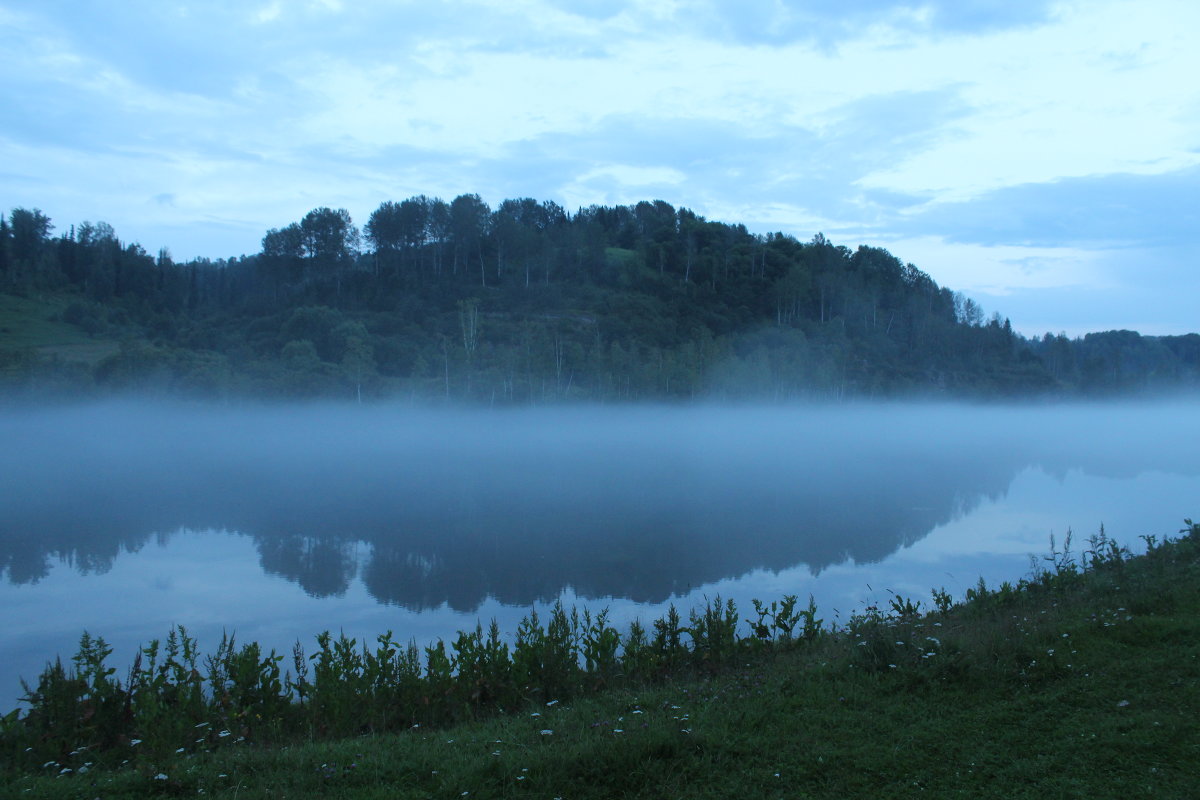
[2,200,1197,401]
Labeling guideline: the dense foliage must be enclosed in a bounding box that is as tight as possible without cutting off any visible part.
[2,199,1196,400]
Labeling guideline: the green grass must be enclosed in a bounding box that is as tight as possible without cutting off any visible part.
[3,523,1199,798]
[0,292,119,366]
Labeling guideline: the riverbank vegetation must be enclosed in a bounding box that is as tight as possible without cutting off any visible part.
[3,520,1197,797]
[3,200,1198,402]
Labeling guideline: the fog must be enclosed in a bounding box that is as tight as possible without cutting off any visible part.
[2,400,1198,705]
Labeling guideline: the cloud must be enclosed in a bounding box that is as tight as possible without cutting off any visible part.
[618,0,1058,47]
[893,167,1200,249]
[253,2,283,24]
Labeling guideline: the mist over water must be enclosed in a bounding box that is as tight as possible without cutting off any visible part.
[2,400,1198,706]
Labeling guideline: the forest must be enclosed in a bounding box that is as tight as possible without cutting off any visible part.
[1,198,1197,402]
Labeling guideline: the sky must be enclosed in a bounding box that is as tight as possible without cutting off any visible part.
[1,0,1198,337]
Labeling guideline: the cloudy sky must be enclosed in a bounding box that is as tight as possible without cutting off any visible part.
[2,0,1197,335]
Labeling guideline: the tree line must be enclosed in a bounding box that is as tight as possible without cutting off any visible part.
[1,198,1197,401]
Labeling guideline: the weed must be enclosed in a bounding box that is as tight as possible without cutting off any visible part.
[931,587,954,613]
[888,592,922,619]
[687,596,739,668]
[1084,524,1129,570]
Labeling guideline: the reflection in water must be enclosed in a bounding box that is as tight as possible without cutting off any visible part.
[0,403,1055,608]
[2,402,1199,609]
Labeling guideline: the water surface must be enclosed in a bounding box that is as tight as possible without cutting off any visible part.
[2,401,1196,707]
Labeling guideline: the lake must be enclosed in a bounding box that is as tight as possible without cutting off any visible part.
[2,400,1197,708]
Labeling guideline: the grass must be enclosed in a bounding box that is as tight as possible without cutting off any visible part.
[2,522,1198,798]
[0,292,120,367]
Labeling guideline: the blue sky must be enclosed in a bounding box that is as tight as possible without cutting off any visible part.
[2,0,1197,336]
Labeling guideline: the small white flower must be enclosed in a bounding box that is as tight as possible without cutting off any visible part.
[176,747,186,754]
[546,700,559,707]
[540,730,553,735]
[59,767,72,775]
[155,773,169,780]
[130,739,143,746]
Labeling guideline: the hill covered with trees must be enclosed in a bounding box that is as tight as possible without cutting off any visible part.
[1,198,1196,402]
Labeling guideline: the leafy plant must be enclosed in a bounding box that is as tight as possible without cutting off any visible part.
[687,596,740,667]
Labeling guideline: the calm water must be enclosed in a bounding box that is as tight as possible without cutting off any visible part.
[2,401,1197,707]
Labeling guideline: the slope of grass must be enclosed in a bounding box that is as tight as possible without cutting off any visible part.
[3,524,1198,798]
[0,292,119,366]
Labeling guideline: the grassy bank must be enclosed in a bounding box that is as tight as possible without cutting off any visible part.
[3,523,1198,798]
